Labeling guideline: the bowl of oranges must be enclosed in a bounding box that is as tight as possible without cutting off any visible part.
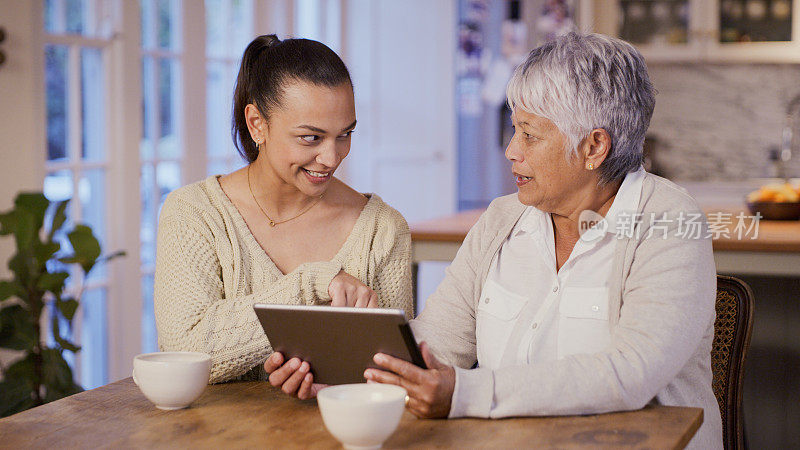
[746,182,800,220]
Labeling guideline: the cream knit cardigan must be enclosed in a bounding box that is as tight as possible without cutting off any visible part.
[154,176,413,383]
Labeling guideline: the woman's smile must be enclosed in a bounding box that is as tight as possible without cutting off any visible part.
[302,167,332,184]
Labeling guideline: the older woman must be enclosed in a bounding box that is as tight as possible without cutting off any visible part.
[364,32,722,449]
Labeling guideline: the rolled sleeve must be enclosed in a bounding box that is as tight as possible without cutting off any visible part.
[448,366,495,418]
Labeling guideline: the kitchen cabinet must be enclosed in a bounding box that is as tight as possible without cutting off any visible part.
[584,0,800,63]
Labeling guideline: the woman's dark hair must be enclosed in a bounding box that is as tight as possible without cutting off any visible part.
[232,35,353,162]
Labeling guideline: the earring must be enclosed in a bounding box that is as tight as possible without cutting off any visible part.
[586,162,594,170]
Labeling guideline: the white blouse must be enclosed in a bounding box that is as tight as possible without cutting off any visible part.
[477,168,645,370]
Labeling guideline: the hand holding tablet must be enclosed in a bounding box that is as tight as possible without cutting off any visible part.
[254,304,424,397]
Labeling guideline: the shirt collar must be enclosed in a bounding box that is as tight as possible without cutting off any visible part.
[578,166,645,241]
[514,206,547,236]
[603,166,645,232]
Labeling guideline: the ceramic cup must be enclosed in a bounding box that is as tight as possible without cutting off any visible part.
[132,351,211,410]
[317,383,407,449]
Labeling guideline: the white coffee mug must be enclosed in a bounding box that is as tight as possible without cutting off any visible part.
[132,351,211,410]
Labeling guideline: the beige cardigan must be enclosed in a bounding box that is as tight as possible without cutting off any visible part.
[154,176,413,383]
[411,172,722,450]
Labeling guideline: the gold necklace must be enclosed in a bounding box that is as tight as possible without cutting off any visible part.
[247,164,325,227]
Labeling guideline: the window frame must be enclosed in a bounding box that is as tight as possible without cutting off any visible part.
[42,5,117,388]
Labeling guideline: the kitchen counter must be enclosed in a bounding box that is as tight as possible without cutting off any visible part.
[410,180,800,278]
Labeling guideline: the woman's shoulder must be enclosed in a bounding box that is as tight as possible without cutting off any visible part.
[363,194,409,232]
[639,172,703,215]
[468,193,527,237]
[161,176,226,222]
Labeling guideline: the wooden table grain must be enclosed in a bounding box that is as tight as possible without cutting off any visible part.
[0,378,702,449]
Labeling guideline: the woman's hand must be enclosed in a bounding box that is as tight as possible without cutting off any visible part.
[363,342,455,419]
[263,352,327,400]
[328,270,378,308]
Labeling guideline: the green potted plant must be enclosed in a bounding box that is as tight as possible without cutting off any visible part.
[0,192,124,417]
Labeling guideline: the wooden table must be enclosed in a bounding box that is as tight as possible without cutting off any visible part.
[411,208,800,278]
[0,378,703,449]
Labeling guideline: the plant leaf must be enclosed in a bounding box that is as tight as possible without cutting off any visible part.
[97,250,127,263]
[66,225,101,274]
[0,305,35,351]
[33,241,61,268]
[37,272,69,296]
[0,280,24,302]
[14,192,50,233]
[0,378,35,418]
[0,281,12,302]
[56,297,79,322]
[47,200,69,241]
[50,315,80,352]
[5,353,36,381]
[13,209,37,251]
[55,335,81,353]
[8,252,31,287]
[0,210,15,236]
[42,347,82,394]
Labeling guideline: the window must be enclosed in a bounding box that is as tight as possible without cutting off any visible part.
[205,0,252,176]
[43,0,119,389]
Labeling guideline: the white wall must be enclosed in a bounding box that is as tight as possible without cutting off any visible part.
[0,0,45,238]
[0,0,45,369]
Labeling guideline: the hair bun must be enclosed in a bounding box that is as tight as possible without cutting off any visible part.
[262,34,281,48]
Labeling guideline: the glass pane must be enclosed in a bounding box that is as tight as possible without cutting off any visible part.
[79,169,107,282]
[207,158,229,177]
[157,58,180,159]
[44,170,75,276]
[94,0,116,39]
[45,0,66,34]
[231,0,254,56]
[46,45,69,162]
[80,288,108,390]
[720,0,793,42]
[206,62,228,157]
[141,275,158,353]
[206,0,225,58]
[81,48,105,162]
[210,156,244,176]
[619,0,689,45]
[46,0,115,37]
[141,56,155,160]
[65,0,85,35]
[140,164,156,270]
[157,0,176,50]
[81,0,98,37]
[296,0,322,42]
[156,162,181,213]
[324,0,341,53]
[141,0,156,49]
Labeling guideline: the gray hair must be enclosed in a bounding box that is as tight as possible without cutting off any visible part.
[506,32,656,184]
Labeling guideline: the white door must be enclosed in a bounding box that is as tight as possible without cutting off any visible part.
[341,0,457,224]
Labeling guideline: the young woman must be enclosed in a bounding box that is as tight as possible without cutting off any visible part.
[154,35,413,392]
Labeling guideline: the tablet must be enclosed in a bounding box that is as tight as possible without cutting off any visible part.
[253,304,425,385]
